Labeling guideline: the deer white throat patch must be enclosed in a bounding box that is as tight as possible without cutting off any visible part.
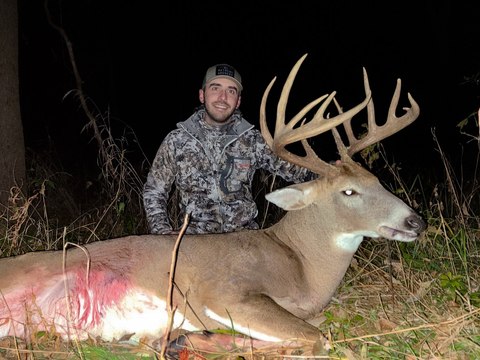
[334,231,379,252]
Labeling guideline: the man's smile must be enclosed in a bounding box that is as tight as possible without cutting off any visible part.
[213,102,230,111]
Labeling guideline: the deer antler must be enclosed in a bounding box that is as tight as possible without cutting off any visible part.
[260,54,371,176]
[332,68,420,160]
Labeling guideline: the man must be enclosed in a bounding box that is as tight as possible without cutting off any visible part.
[143,63,314,234]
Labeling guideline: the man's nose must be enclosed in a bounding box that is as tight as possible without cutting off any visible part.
[218,90,227,100]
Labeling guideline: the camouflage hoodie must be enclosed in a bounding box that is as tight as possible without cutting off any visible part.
[143,109,314,234]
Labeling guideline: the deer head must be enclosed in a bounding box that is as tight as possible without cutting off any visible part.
[260,54,424,250]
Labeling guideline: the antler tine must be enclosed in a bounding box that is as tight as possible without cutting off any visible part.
[259,77,277,150]
[345,68,420,157]
[331,68,376,161]
[330,98,349,159]
[260,54,372,176]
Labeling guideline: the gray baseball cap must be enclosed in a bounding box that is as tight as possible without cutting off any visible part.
[202,64,243,91]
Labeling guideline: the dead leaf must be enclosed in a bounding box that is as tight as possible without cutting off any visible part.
[118,332,136,342]
[342,347,360,360]
[139,336,149,347]
[312,339,327,356]
[350,258,360,271]
[86,334,96,346]
[407,280,432,303]
[374,317,397,332]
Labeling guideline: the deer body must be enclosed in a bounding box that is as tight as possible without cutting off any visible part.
[0,163,424,345]
[0,55,425,352]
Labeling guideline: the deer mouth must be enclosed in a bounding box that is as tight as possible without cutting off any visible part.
[379,226,419,242]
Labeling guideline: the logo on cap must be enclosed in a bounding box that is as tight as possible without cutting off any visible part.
[216,65,235,78]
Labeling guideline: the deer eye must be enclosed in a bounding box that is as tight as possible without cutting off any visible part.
[343,189,357,196]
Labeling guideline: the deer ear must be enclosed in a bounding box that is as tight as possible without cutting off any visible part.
[265,183,315,210]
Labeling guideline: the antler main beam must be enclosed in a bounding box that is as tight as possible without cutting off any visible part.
[260,54,371,176]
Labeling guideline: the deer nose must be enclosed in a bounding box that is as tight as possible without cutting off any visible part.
[406,215,426,233]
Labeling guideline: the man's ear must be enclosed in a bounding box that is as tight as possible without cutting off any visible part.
[236,95,241,109]
[199,89,205,103]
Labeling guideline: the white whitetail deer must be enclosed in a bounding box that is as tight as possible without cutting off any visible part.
[0,55,425,355]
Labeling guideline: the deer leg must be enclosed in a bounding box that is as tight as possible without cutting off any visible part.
[167,294,326,357]
[205,294,323,342]
[168,331,320,358]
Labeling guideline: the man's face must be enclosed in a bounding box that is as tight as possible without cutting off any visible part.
[199,78,241,125]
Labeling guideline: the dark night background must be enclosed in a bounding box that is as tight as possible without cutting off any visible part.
[17,1,480,185]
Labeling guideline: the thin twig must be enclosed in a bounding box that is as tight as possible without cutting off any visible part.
[0,290,21,360]
[260,173,276,229]
[62,229,90,359]
[160,214,190,360]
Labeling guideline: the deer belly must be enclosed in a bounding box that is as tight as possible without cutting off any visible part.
[0,272,198,342]
[99,291,198,342]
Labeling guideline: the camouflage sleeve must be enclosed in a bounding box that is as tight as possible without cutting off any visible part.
[143,133,177,234]
[254,130,317,183]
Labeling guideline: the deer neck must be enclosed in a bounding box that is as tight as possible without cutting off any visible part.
[269,205,364,301]
[272,205,363,254]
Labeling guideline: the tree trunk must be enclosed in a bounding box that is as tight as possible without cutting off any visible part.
[0,0,25,207]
